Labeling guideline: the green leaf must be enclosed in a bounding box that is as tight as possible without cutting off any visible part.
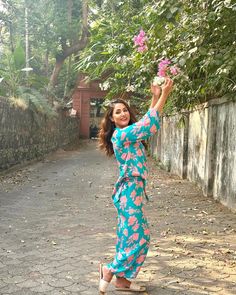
[13,44,25,71]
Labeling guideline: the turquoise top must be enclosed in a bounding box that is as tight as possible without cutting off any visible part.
[111,108,160,202]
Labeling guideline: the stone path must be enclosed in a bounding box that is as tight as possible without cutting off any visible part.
[0,140,235,295]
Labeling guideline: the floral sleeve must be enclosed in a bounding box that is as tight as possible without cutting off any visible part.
[112,108,160,145]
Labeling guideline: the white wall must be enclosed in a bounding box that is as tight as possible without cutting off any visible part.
[150,98,236,211]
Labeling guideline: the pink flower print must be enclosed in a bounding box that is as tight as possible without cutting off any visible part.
[131,190,136,198]
[137,162,143,169]
[143,117,150,126]
[150,108,157,117]
[132,233,139,241]
[128,254,134,262]
[121,132,126,140]
[126,153,131,161]
[143,170,148,178]
[132,223,139,231]
[124,140,130,148]
[138,180,144,187]
[144,228,150,236]
[136,149,142,156]
[121,153,127,160]
[123,229,128,237]
[129,209,135,214]
[136,254,146,264]
[125,247,131,254]
[136,121,143,127]
[120,195,127,205]
[128,216,137,226]
[118,252,123,260]
[150,125,157,134]
[132,171,140,177]
[139,238,147,246]
[134,196,142,206]
[133,166,139,174]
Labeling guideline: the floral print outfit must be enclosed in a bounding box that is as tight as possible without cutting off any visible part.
[107,108,160,278]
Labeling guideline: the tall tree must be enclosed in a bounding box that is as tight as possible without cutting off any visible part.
[48,0,89,92]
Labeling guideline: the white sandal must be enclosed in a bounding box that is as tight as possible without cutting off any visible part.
[115,282,146,292]
[99,263,110,293]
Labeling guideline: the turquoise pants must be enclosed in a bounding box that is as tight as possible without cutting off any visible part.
[107,178,150,278]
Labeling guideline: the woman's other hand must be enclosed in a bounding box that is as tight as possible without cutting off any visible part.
[151,83,161,99]
[161,77,173,97]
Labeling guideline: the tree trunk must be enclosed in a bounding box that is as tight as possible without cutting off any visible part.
[44,49,49,77]
[47,0,88,96]
[25,4,29,79]
[49,57,64,89]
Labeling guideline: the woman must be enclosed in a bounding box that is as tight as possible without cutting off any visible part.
[98,77,173,293]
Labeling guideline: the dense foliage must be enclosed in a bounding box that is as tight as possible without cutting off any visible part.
[78,0,236,113]
[0,0,84,114]
[0,0,235,114]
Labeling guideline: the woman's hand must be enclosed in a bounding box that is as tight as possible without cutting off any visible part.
[161,77,173,97]
[150,83,161,108]
[153,77,174,114]
[151,83,161,98]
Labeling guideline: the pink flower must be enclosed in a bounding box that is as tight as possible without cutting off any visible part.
[170,65,180,75]
[133,29,146,46]
[138,180,144,187]
[132,224,139,231]
[159,58,171,67]
[139,238,147,246]
[134,29,148,53]
[128,216,137,226]
[121,153,126,160]
[144,228,150,236]
[150,125,157,134]
[131,190,136,197]
[128,254,135,262]
[120,196,127,205]
[129,209,135,214]
[134,196,142,206]
[137,45,148,53]
[136,254,146,264]
[137,162,143,168]
[157,58,180,78]
[157,59,170,77]
[132,233,139,241]
[125,247,131,254]
[136,149,142,156]
[118,253,123,260]
[123,229,128,236]
[121,132,126,140]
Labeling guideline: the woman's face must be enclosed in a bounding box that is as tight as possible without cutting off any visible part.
[111,103,130,129]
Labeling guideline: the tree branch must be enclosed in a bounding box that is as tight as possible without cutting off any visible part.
[48,0,89,92]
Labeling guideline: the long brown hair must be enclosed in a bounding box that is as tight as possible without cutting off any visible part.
[98,98,146,156]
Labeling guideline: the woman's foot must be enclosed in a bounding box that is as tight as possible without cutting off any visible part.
[113,277,146,292]
[99,264,113,293]
[102,265,113,282]
[113,277,131,289]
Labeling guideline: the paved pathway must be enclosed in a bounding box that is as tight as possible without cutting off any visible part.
[0,141,235,295]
